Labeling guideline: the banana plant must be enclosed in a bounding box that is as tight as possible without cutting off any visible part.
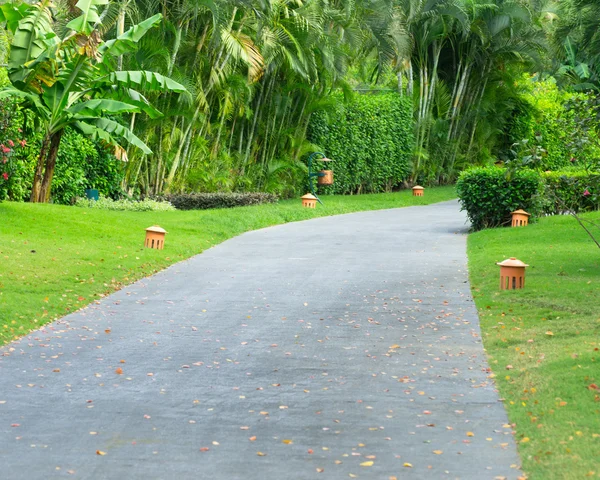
[0,0,187,202]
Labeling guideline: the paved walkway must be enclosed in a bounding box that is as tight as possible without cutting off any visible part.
[0,200,520,479]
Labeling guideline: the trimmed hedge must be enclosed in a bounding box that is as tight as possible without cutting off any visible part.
[541,170,600,214]
[308,93,413,194]
[158,192,278,210]
[456,166,544,231]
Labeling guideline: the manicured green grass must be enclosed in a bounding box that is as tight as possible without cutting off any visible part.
[0,186,456,344]
[468,212,600,480]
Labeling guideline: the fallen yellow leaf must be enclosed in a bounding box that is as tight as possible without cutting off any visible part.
[403,462,413,468]
[282,439,293,445]
[96,450,106,456]
[257,451,266,456]
[433,450,443,454]
[466,432,474,437]
[546,331,554,336]
[521,437,530,443]
[360,461,374,467]
[389,345,400,349]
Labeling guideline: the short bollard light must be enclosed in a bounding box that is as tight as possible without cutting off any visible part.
[497,257,529,290]
[301,193,318,208]
[511,209,531,227]
[145,225,167,250]
[412,185,424,197]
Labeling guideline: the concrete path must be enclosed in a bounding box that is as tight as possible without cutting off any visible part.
[0,200,521,479]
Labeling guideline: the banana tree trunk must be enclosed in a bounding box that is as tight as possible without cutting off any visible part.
[32,130,64,203]
[30,134,51,202]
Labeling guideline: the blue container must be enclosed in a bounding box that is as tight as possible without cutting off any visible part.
[85,189,99,201]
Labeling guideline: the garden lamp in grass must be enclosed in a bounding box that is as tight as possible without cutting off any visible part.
[145,226,167,250]
[306,152,333,205]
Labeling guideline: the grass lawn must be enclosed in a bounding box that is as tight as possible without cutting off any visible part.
[468,212,600,480]
[0,186,455,345]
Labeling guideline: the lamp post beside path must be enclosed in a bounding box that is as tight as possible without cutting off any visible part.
[306,151,333,205]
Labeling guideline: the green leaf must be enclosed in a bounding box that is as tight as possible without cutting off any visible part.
[8,0,57,87]
[0,2,33,33]
[99,14,162,57]
[75,118,151,154]
[120,89,163,119]
[66,99,141,116]
[65,0,109,35]
[101,71,187,94]
[0,86,49,117]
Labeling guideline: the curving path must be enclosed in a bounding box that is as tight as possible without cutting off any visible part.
[0,200,521,479]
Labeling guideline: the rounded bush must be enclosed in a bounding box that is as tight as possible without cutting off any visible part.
[456,166,544,231]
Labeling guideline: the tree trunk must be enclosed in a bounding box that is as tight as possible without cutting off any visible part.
[30,133,52,202]
[35,130,64,203]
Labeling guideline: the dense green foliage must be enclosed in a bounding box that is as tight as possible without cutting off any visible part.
[308,94,413,194]
[158,192,279,210]
[1,0,600,198]
[456,166,544,231]
[542,170,600,214]
[457,166,600,231]
[0,0,184,202]
[506,79,600,170]
[0,100,125,203]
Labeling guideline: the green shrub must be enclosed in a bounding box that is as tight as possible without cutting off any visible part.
[506,79,600,170]
[75,196,175,212]
[308,93,413,194]
[158,192,278,210]
[541,170,600,214]
[456,166,544,231]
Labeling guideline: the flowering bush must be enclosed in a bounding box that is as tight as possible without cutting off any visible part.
[75,195,175,212]
[0,136,28,201]
[541,170,600,214]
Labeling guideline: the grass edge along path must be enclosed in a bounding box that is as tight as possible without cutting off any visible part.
[468,211,600,480]
[0,186,456,345]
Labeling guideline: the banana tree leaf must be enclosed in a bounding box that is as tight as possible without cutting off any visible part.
[66,99,141,116]
[8,0,57,86]
[99,71,187,94]
[74,120,118,148]
[99,14,162,58]
[120,89,163,119]
[0,2,32,33]
[0,86,49,116]
[75,118,151,154]
[66,0,109,35]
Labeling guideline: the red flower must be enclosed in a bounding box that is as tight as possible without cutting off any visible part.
[2,172,8,181]
[19,139,26,147]
[7,140,14,147]
[1,145,10,154]
[583,189,591,196]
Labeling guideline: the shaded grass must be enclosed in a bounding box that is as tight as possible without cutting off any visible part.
[468,212,600,480]
[0,187,456,345]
